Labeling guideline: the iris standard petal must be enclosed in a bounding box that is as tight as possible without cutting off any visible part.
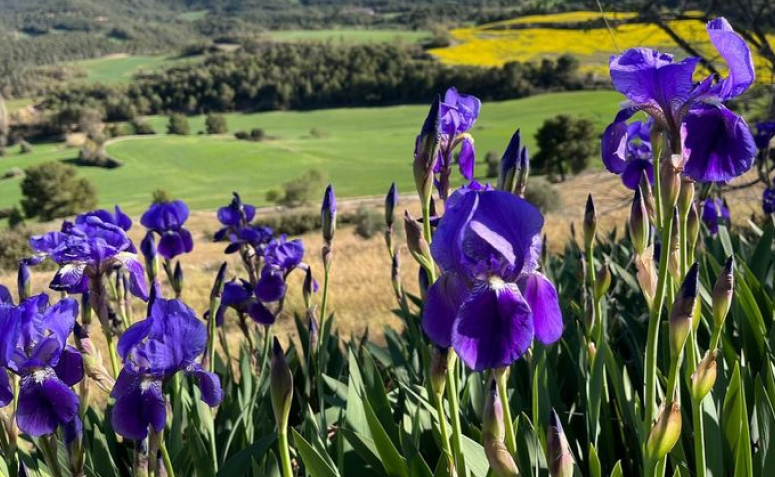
[255,267,287,303]
[186,363,223,407]
[53,345,84,387]
[41,298,79,349]
[115,253,150,301]
[458,137,475,180]
[601,108,636,175]
[16,370,79,436]
[452,282,534,371]
[430,191,478,275]
[118,319,153,360]
[518,272,563,345]
[422,273,470,348]
[0,370,12,407]
[0,304,21,367]
[705,18,755,101]
[682,104,756,182]
[622,158,654,190]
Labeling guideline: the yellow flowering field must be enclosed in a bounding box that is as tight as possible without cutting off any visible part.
[430,11,774,83]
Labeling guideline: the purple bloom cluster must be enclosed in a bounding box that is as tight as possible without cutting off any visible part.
[112,298,222,440]
[0,294,83,436]
[603,18,756,184]
[422,188,562,371]
[29,207,148,300]
[141,200,194,260]
[214,193,273,254]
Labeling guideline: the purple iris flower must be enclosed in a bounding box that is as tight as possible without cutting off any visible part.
[112,298,223,440]
[0,294,83,436]
[701,198,731,235]
[754,121,775,150]
[214,193,273,254]
[0,285,11,304]
[763,187,775,215]
[29,210,148,300]
[255,235,306,303]
[603,18,756,183]
[78,206,132,232]
[422,188,563,371]
[604,118,655,189]
[214,279,274,326]
[141,200,194,260]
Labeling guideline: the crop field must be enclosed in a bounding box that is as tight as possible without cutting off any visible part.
[430,11,775,83]
[66,54,201,84]
[266,29,431,44]
[0,90,621,213]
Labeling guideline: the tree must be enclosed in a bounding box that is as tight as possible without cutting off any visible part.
[205,114,228,134]
[0,93,9,156]
[533,115,598,182]
[167,114,190,135]
[21,162,98,221]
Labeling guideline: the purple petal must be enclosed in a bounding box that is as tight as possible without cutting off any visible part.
[422,273,470,348]
[50,263,87,293]
[458,137,475,180]
[705,18,754,100]
[118,319,153,360]
[0,285,11,304]
[601,108,636,175]
[17,370,79,436]
[0,304,21,367]
[116,253,149,301]
[764,187,775,215]
[622,158,654,190]
[255,267,286,303]
[141,200,190,232]
[682,104,756,182]
[158,230,193,260]
[111,368,166,440]
[452,282,534,371]
[518,272,563,345]
[53,345,84,387]
[186,363,223,407]
[42,298,79,349]
[247,300,275,326]
[431,191,478,275]
[0,370,12,407]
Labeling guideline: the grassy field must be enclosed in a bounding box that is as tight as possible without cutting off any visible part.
[265,29,431,44]
[67,54,200,85]
[0,90,621,213]
[430,11,775,84]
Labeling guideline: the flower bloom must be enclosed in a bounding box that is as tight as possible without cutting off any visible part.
[214,193,273,254]
[0,294,83,436]
[214,278,274,326]
[422,188,563,370]
[602,18,756,183]
[29,209,148,300]
[255,235,306,303]
[141,200,194,260]
[603,118,655,189]
[701,198,730,235]
[754,121,775,151]
[112,298,223,440]
[763,187,775,215]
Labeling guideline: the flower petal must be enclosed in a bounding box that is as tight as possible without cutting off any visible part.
[518,272,563,345]
[186,363,223,407]
[53,345,84,387]
[422,272,470,348]
[116,253,149,301]
[601,108,636,175]
[458,137,475,180]
[0,370,12,407]
[255,267,286,303]
[452,283,534,371]
[111,368,166,440]
[50,263,88,293]
[705,18,754,100]
[17,371,79,436]
[622,158,654,190]
[247,300,275,326]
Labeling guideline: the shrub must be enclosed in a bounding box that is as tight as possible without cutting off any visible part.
[524,177,562,213]
[0,226,33,271]
[7,206,24,228]
[352,206,384,240]
[132,120,156,135]
[310,127,329,139]
[259,210,321,236]
[19,140,33,154]
[234,130,249,140]
[2,167,24,180]
[484,150,500,178]
[152,188,172,204]
[167,114,190,135]
[21,161,98,221]
[533,114,598,182]
[265,169,326,208]
[206,114,229,134]
[250,128,265,141]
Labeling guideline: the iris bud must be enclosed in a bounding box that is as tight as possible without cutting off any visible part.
[141,232,159,283]
[587,341,597,363]
[593,263,611,302]
[429,346,450,396]
[669,263,699,358]
[646,402,682,460]
[640,171,657,225]
[418,266,430,301]
[302,266,314,309]
[691,351,718,401]
[321,184,337,244]
[173,262,184,292]
[547,410,574,477]
[516,146,529,198]
[583,194,596,249]
[307,307,319,356]
[17,261,31,302]
[629,186,649,255]
[497,129,520,193]
[687,202,700,252]
[678,177,695,219]
[667,207,681,280]
[636,246,657,307]
[391,253,402,300]
[482,380,519,477]
[74,322,115,393]
[211,262,227,302]
[712,256,734,330]
[414,95,441,206]
[270,338,294,429]
[64,416,84,476]
[384,182,398,230]
[660,154,682,211]
[404,211,433,271]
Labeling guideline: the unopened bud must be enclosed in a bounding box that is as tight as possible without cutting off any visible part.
[81,290,92,327]
[173,262,184,293]
[321,184,337,244]
[587,341,597,363]
[418,266,430,301]
[678,178,695,218]
[482,380,518,477]
[211,262,227,302]
[303,266,315,309]
[660,154,682,210]
[640,171,657,225]
[497,130,520,193]
[687,202,700,251]
[17,261,31,302]
[485,440,519,477]
[637,246,657,307]
[64,416,84,476]
[516,146,530,198]
[669,263,699,358]
[430,346,450,396]
[414,96,441,205]
[391,253,402,299]
[583,194,596,249]
[307,307,319,356]
[593,263,611,302]
[667,207,681,280]
[629,186,649,255]
[691,351,718,401]
[712,256,734,329]
[646,403,682,460]
[547,410,574,477]
[270,338,293,429]
[404,211,433,270]
[385,182,398,229]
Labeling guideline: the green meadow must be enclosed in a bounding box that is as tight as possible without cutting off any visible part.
[0,90,620,214]
[266,29,431,44]
[68,54,201,85]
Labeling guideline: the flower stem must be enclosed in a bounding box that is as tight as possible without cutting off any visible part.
[496,370,517,456]
[106,334,120,378]
[159,439,175,477]
[40,434,64,477]
[319,262,332,332]
[446,356,466,476]
[278,427,293,477]
[207,293,221,373]
[434,390,456,474]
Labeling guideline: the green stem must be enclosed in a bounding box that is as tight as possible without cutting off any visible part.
[692,398,707,477]
[319,263,331,331]
[278,428,293,477]
[207,293,221,373]
[420,194,437,282]
[40,434,64,477]
[709,326,722,353]
[159,440,175,477]
[496,371,517,456]
[106,334,120,378]
[446,357,466,476]
[434,392,456,475]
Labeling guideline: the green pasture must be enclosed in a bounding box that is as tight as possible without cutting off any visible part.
[0,90,621,214]
[67,54,201,85]
[266,29,431,44]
